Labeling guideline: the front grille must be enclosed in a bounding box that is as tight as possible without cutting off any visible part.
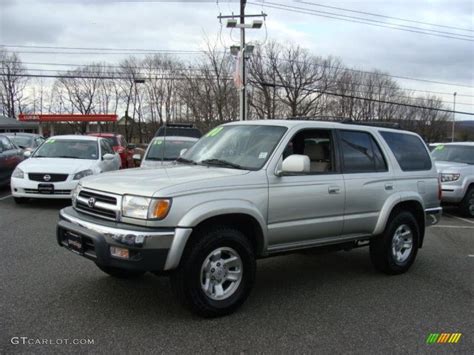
[29,173,68,182]
[75,189,119,221]
[24,189,71,195]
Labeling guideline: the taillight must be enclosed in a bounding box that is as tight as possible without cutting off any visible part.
[438,176,442,200]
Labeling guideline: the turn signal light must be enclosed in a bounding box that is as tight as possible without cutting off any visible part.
[110,246,129,259]
[151,199,171,219]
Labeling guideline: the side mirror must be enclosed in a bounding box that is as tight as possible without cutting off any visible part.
[23,150,32,158]
[127,144,136,150]
[179,148,188,157]
[132,153,142,161]
[103,153,115,161]
[278,154,310,175]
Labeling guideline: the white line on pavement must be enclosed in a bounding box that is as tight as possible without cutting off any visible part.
[468,255,474,257]
[445,213,474,225]
[432,225,474,229]
[0,194,12,201]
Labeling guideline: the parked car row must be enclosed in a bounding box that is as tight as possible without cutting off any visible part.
[3,123,203,203]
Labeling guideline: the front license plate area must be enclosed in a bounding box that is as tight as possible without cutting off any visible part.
[38,183,54,194]
[66,231,83,254]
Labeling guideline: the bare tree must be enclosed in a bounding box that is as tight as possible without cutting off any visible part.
[0,49,28,117]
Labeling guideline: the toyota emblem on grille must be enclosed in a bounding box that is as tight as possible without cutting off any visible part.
[88,197,96,208]
[43,174,51,182]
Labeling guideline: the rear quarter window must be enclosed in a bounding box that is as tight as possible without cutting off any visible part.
[380,131,432,171]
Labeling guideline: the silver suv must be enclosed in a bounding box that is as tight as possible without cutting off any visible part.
[432,142,474,217]
[57,120,442,317]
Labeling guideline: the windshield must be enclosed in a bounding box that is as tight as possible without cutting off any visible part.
[146,138,196,161]
[182,125,287,170]
[7,136,32,148]
[33,139,99,160]
[431,145,474,164]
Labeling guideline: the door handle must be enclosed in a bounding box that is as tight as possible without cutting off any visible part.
[328,186,341,194]
[385,183,394,191]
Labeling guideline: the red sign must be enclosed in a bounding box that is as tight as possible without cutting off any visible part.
[18,114,118,122]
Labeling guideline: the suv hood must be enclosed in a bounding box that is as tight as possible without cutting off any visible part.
[18,157,97,174]
[435,161,470,172]
[80,165,250,196]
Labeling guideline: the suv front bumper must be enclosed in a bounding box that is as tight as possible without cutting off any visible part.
[57,207,192,272]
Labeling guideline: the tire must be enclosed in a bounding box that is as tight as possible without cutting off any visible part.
[370,211,420,275]
[96,264,145,279]
[170,226,256,318]
[459,187,474,218]
[14,197,28,204]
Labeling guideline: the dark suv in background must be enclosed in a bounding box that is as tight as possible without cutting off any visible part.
[154,123,202,139]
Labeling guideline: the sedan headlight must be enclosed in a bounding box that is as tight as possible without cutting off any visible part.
[441,173,460,182]
[12,167,24,179]
[122,195,171,220]
[73,169,94,180]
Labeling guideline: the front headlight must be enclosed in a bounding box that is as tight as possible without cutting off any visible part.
[73,169,94,180]
[12,167,24,179]
[122,195,171,220]
[71,184,82,204]
[441,173,460,182]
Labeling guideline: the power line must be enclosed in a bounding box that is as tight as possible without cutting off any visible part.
[1,44,206,54]
[250,80,474,115]
[0,73,231,80]
[295,0,474,33]
[19,67,473,106]
[248,1,474,42]
[3,45,472,88]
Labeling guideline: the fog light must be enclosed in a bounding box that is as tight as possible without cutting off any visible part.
[110,246,129,259]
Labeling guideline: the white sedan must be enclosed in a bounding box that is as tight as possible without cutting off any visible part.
[11,135,121,203]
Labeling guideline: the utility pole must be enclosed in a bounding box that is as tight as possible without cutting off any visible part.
[451,92,457,142]
[218,4,266,121]
[240,0,246,121]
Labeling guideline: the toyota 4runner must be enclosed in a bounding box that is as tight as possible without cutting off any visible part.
[57,120,442,317]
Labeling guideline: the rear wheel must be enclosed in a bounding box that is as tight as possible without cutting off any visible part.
[13,197,28,204]
[459,187,474,218]
[370,211,419,275]
[170,226,256,318]
[96,264,145,279]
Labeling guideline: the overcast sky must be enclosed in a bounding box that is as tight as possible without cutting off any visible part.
[1,0,473,119]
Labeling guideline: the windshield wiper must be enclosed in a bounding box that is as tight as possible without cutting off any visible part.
[200,158,245,170]
[176,157,197,164]
[147,157,175,161]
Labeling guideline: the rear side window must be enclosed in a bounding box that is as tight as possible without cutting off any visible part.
[339,130,388,173]
[380,131,432,171]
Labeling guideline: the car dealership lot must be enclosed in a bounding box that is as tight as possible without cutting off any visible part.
[1,188,472,353]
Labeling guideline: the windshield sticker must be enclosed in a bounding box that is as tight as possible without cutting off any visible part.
[434,145,444,151]
[46,139,55,144]
[258,152,268,159]
[206,127,223,137]
[154,140,163,145]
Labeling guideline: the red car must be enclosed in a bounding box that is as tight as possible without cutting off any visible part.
[87,133,135,168]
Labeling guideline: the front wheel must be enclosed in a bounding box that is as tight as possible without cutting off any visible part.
[370,211,419,275]
[170,226,256,318]
[459,187,474,218]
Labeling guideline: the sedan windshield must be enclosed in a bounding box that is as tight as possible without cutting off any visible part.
[431,145,474,164]
[146,139,196,161]
[181,125,287,170]
[34,139,99,160]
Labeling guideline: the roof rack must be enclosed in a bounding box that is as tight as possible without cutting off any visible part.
[340,119,401,129]
[164,123,195,128]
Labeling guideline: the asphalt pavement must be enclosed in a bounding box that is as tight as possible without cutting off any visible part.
[1,187,473,354]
